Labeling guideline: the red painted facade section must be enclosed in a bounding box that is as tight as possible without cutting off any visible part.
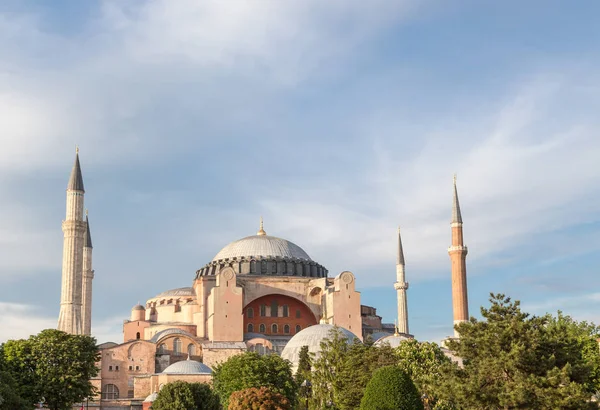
[244,294,317,336]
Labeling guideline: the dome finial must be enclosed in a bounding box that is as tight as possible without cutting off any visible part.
[257,216,267,236]
[394,319,399,337]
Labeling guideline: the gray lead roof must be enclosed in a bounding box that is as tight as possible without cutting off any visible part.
[397,227,405,266]
[67,153,85,192]
[84,215,93,248]
[452,176,463,224]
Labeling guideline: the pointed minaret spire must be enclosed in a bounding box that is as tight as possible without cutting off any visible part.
[394,227,409,335]
[67,147,85,192]
[257,216,267,236]
[84,210,93,249]
[452,174,462,224]
[448,174,469,338]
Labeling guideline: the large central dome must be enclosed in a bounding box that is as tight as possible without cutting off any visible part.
[212,234,311,261]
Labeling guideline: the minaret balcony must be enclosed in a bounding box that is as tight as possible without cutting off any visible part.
[394,282,409,290]
[447,245,468,252]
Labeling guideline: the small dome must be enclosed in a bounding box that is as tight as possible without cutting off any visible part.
[370,332,393,342]
[132,304,145,311]
[162,358,212,375]
[281,324,358,371]
[144,392,158,402]
[374,334,411,348]
[212,235,311,261]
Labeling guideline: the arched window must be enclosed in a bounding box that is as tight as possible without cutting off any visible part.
[158,343,166,354]
[295,325,301,333]
[250,260,257,273]
[187,343,196,356]
[173,338,182,354]
[271,300,278,317]
[102,384,119,399]
[272,324,278,334]
[247,307,254,318]
[259,324,266,333]
[284,324,290,334]
[248,323,254,333]
[260,305,266,317]
[282,305,289,317]
[136,332,140,340]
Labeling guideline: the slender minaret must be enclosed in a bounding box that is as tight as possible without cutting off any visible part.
[448,174,469,337]
[394,227,409,334]
[81,210,94,336]
[57,148,86,335]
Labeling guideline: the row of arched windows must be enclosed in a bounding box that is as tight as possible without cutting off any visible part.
[247,323,301,334]
[156,339,196,356]
[247,305,297,318]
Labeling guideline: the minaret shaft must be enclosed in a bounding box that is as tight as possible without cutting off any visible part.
[395,227,409,335]
[57,152,86,335]
[81,236,94,335]
[449,176,468,338]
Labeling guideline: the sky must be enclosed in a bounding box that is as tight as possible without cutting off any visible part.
[1,0,600,344]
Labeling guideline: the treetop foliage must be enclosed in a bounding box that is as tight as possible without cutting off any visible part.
[152,381,219,410]
[360,365,424,410]
[228,386,291,410]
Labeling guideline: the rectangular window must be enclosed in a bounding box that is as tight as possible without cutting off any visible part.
[296,309,301,318]
[108,365,113,371]
[129,365,133,371]
[115,365,119,371]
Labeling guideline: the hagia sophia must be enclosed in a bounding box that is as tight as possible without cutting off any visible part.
[56,151,469,409]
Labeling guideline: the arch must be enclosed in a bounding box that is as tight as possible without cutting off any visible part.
[187,343,196,356]
[173,338,182,354]
[102,384,119,399]
[243,294,318,337]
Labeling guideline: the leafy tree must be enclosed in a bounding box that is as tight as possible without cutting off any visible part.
[360,365,424,410]
[335,341,397,409]
[212,352,296,408]
[310,327,354,408]
[294,346,312,409]
[0,346,28,410]
[442,293,599,410]
[228,386,291,410]
[152,381,219,410]
[394,339,452,407]
[3,329,99,410]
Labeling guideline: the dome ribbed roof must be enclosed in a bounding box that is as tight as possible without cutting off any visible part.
[281,324,358,371]
[374,334,411,348]
[162,359,212,375]
[212,235,311,261]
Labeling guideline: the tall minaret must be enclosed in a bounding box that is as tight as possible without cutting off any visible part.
[81,210,94,336]
[394,227,409,334]
[448,174,469,337]
[57,148,86,335]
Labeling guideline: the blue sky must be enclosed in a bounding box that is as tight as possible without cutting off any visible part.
[1,0,600,343]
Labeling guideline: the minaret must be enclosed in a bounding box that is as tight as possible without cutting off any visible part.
[81,210,94,336]
[448,174,469,337]
[394,227,409,334]
[57,148,86,335]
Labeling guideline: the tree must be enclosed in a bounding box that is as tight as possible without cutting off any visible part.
[228,386,291,410]
[442,293,600,410]
[394,339,452,408]
[3,329,99,410]
[360,365,424,410]
[335,341,397,409]
[294,346,312,409]
[212,352,296,408]
[0,346,28,410]
[152,381,220,410]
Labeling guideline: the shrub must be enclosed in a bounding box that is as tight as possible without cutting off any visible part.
[360,365,424,410]
[228,386,291,410]
[152,381,220,410]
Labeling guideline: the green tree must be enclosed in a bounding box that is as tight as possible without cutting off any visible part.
[442,293,599,410]
[394,339,452,407]
[212,352,296,408]
[228,386,291,410]
[152,381,220,410]
[294,346,312,409]
[0,346,28,410]
[3,329,99,410]
[310,327,354,408]
[360,365,424,410]
[335,341,397,409]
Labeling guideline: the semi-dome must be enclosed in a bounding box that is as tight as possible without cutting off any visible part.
[162,358,212,375]
[281,323,359,371]
[153,287,194,299]
[212,234,311,261]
